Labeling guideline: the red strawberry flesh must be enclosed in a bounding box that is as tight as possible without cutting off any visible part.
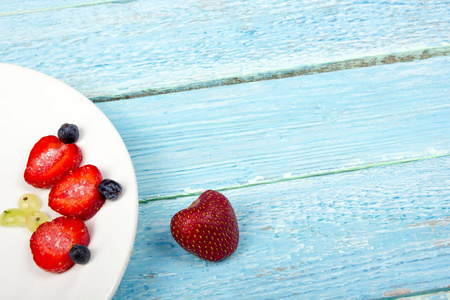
[170,190,239,262]
[24,135,82,188]
[30,216,90,274]
[49,164,104,220]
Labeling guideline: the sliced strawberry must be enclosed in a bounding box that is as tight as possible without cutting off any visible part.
[24,135,82,188]
[49,164,104,220]
[30,216,90,274]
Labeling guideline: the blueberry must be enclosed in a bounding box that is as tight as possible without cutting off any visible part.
[98,179,122,200]
[69,245,91,264]
[58,123,79,144]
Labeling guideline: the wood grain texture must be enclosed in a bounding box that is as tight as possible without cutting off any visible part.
[113,156,450,299]
[96,56,450,201]
[1,0,448,99]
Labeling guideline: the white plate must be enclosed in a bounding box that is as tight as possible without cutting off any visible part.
[0,63,138,300]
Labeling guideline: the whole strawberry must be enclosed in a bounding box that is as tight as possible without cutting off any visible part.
[170,190,239,262]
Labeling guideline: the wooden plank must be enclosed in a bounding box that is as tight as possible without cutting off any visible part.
[96,57,450,201]
[113,155,450,299]
[0,0,448,99]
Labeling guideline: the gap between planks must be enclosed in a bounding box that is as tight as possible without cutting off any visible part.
[0,0,128,17]
[139,152,450,204]
[373,287,450,300]
[92,46,450,103]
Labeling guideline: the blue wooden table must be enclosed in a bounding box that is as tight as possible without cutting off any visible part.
[1,1,449,299]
